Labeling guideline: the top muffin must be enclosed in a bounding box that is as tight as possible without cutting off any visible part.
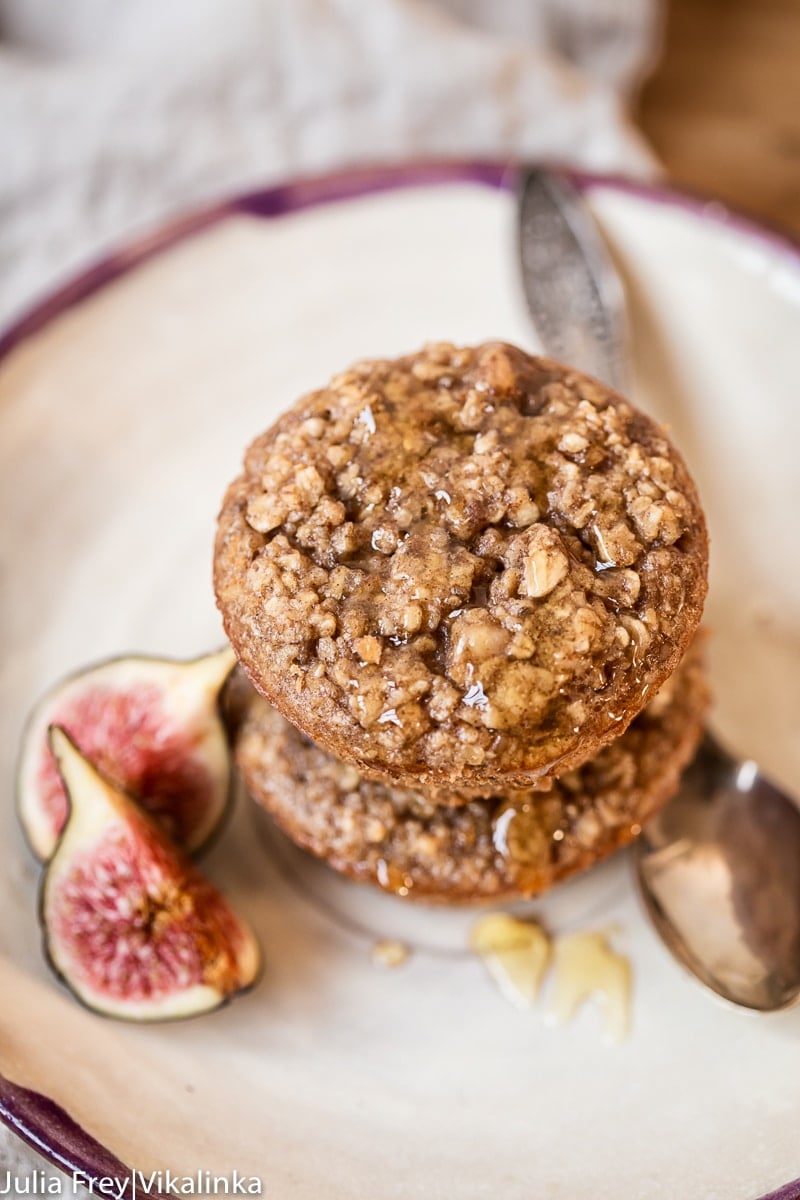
[214,341,708,788]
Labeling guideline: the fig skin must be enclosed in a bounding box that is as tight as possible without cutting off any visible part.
[17,647,237,862]
[41,727,261,1023]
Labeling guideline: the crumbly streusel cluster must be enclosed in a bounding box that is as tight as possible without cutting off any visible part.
[216,343,709,899]
[232,642,708,901]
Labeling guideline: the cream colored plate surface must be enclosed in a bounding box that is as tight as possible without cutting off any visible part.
[1,175,799,1198]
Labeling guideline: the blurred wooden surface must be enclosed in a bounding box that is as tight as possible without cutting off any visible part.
[638,0,800,235]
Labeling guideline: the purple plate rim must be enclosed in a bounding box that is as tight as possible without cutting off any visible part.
[0,1070,169,1200]
[2,157,799,361]
[1,157,799,1200]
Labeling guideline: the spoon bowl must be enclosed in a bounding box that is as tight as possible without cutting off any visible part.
[634,735,800,1011]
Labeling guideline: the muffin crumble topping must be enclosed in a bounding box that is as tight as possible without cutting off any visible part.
[215,341,708,785]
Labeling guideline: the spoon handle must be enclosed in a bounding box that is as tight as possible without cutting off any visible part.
[516,167,631,394]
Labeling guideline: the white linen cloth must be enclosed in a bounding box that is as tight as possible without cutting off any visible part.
[0,0,658,1186]
[0,0,658,329]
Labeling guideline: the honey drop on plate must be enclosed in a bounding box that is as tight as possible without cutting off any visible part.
[470,913,550,1008]
[548,930,631,1042]
[371,939,411,968]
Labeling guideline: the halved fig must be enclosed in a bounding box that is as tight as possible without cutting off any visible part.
[41,728,261,1022]
[18,648,236,861]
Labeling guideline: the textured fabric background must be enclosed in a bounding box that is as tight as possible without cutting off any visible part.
[0,0,657,1185]
[0,0,658,327]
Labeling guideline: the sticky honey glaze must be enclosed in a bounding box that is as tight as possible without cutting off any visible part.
[371,938,411,968]
[491,794,565,893]
[549,930,631,1042]
[470,914,632,1040]
[470,913,550,1008]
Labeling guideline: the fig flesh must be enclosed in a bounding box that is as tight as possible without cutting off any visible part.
[42,728,261,1022]
[18,648,236,861]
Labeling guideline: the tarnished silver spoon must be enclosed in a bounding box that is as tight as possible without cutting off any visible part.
[517,165,800,1011]
[636,734,800,1010]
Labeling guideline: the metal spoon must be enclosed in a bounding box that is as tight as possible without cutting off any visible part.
[517,165,800,1011]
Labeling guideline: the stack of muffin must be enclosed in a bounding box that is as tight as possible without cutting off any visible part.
[215,342,709,903]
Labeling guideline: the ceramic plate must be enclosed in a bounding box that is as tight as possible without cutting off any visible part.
[1,163,799,1200]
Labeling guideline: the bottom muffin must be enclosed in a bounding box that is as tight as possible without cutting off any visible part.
[234,644,709,903]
